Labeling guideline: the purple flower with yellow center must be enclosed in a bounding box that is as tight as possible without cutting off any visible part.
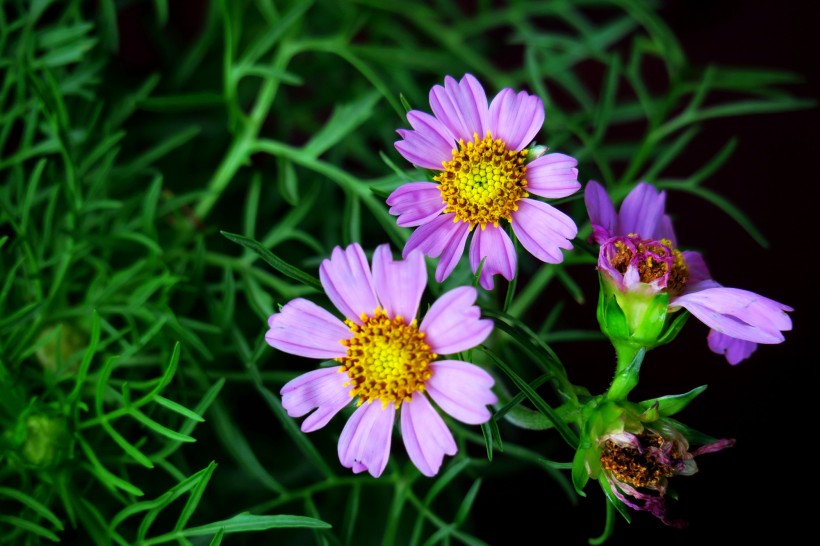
[388,73,580,290]
[585,180,792,365]
[266,243,496,478]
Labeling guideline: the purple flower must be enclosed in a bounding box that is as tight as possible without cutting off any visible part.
[584,180,792,364]
[266,243,496,477]
[388,73,580,290]
[599,422,734,527]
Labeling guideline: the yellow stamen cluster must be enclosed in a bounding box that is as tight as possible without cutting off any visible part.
[337,308,435,408]
[435,132,529,229]
[600,432,678,488]
[611,235,690,296]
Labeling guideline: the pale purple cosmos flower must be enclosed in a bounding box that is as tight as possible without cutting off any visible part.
[266,243,496,478]
[388,73,580,290]
[584,180,793,364]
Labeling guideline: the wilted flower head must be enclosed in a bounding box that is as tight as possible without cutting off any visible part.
[388,73,580,290]
[599,421,733,527]
[584,180,792,364]
[572,391,734,527]
[266,243,497,477]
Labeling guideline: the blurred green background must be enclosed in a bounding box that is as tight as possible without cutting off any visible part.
[1,0,815,544]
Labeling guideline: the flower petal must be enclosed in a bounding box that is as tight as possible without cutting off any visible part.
[429,74,489,143]
[681,251,717,286]
[319,243,379,324]
[511,198,577,263]
[266,298,350,358]
[434,222,471,283]
[386,182,447,227]
[394,110,457,170]
[426,360,497,425]
[281,367,352,432]
[419,286,493,355]
[658,214,678,245]
[707,330,758,365]
[488,88,544,151]
[403,213,470,283]
[584,180,617,243]
[400,392,457,477]
[525,153,581,199]
[617,182,667,239]
[372,245,427,322]
[672,285,793,344]
[468,225,516,290]
[338,402,395,478]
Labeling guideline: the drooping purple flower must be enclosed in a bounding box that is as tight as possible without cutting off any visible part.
[572,389,734,529]
[388,73,580,290]
[266,243,496,477]
[599,422,735,527]
[584,180,793,364]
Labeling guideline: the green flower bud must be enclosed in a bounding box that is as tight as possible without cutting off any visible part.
[20,414,69,469]
[35,322,87,373]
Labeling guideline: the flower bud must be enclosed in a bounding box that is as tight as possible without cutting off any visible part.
[20,414,69,469]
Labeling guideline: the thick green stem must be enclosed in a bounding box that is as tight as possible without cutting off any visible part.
[605,343,645,401]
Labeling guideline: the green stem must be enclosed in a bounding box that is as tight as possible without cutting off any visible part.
[193,43,292,221]
[588,498,615,545]
[605,343,645,401]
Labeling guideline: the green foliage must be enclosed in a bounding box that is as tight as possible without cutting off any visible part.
[0,0,807,544]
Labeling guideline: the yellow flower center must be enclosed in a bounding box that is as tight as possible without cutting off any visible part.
[337,308,435,408]
[435,132,529,229]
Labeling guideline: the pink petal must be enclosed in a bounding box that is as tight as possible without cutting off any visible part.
[671,286,793,344]
[394,110,458,170]
[681,251,716,286]
[386,182,446,227]
[511,198,577,264]
[488,88,544,151]
[617,182,667,240]
[525,153,581,199]
[469,224,516,290]
[707,330,758,365]
[426,360,497,424]
[434,222,471,283]
[429,74,489,143]
[400,392,457,477]
[403,213,471,283]
[281,367,352,432]
[658,214,678,245]
[372,245,427,322]
[584,180,617,244]
[419,286,493,355]
[337,402,395,478]
[395,130,449,171]
[266,298,350,358]
[319,243,379,325]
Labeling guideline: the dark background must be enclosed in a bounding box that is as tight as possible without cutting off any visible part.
[473,0,819,544]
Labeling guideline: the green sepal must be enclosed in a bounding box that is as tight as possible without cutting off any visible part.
[640,402,660,422]
[655,309,691,347]
[662,417,721,446]
[525,144,548,162]
[597,279,630,341]
[571,443,591,497]
[638,385,708,418]
[596,272,671,348]
[598,475,632,523]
